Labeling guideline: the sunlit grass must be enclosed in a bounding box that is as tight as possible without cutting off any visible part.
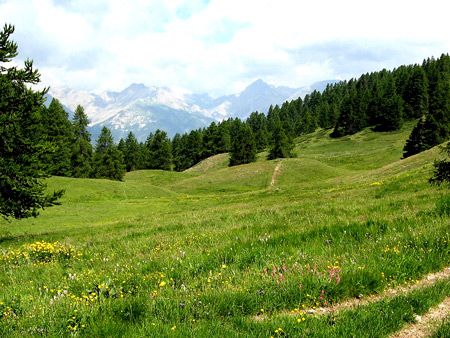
[0,125,448,337]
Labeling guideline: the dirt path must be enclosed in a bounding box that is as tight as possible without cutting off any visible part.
[390,297,450,338]
[254,267,450,321]
[270,161,282,187]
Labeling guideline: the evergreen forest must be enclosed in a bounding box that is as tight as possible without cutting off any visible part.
[19,54,449,178]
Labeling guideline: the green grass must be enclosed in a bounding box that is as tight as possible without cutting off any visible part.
[432,318,450,338]
[0,125,449,337]
[250,280,450,338]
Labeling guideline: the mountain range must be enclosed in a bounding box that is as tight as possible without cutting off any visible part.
[49,79,336,141]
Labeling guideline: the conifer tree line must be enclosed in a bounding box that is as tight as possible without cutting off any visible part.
[166,53,449,169]
[40,54,449,175]
[32,101,125,181]
[2,23,448,220]
[13,52,450,182]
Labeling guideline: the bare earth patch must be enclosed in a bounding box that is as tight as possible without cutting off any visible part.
[270,161,282,187]
[390,297,450,338]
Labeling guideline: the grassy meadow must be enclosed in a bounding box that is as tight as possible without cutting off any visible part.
[1,122,449,337]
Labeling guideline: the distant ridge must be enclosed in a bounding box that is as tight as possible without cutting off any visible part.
[48,79,337,141]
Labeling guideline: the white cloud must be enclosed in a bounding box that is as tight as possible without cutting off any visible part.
[1,0,449,95]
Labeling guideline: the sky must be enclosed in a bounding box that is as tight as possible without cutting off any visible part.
[1,0,449,96]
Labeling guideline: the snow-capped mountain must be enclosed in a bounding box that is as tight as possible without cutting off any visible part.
[49,79,336,141]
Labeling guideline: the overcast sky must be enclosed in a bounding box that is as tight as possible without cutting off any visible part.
[1,0,449,96]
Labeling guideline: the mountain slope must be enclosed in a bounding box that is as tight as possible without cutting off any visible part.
[49,79,337,141]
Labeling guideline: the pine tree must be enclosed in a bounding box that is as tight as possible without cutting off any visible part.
[71,105,93,178]
[93,127,125,180]
[429,142,450,185]
[0,24,62,218]
[403,66,428,118]
[146,129,172,170]
[171,133,184,172]
[172,133,193,171]
[123,132,140,172]
[229,120,256,166]
[217,120,231,153]
[428,54,450,143]
[186,130,204,166]
[267,120,294,160]
[40,98,73,176]
[375,75,403,131]
[403,54,450,157]
[246,112,270,152]
[202,122,223,158]
[117,138,126,155]
[332,82,365,137]
[295,109,316,135]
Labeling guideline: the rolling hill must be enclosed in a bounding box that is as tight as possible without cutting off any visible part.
[0,124,448,337]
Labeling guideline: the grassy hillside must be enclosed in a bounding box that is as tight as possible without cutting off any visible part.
[1,125,449,337]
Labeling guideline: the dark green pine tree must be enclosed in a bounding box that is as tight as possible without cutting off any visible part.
[429,142,450,185]
[71,105,93,178]
[117,138,126,169]
[172,133,194,172]
[246,111,270,152]
[202,122,223,158]
[295,109,317,135]
[375,75,403,131]
[186,129,204,166]
[267,120,294,160]
[428,54,450,143]
[279,101,295,138]
[217,120,231,153]
[332,82,365,137]
[403,120,442,161]
[403,66,428,118]
[171,133,184,172]
[229,120,256,166]
[0,24,62,219]
[146,129,172,170]
[93,127,125,180]
[138,142,147,169]
[403,54,450,158]
[40,98,73,176]
[123,132,140,172]
[118,138,126,154]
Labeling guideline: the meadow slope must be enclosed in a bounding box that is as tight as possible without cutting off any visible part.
[1,123,449,337]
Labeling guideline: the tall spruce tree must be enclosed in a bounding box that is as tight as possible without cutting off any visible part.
[117,138,126,155]
[123,131,140,172]
[202,122,222,158]
[40,98,73,176]
[186,129,204,166]
[403,66,428,118]
[428,54,450,143]
[171,133,185,172]
[229,120,256,166]
[93,127,125,180]
[0,24,62,218]
[332,82,365,137]
[146,129,172,170]
[268,120,294,160]
[71,105,93,178]
[403,54,450,157]
[375,75,403,131]
[247,112,270,152]
[429,142,450,185]
[217,120,231,152]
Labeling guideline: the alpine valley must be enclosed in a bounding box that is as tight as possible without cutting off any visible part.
[48,79,335,141]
